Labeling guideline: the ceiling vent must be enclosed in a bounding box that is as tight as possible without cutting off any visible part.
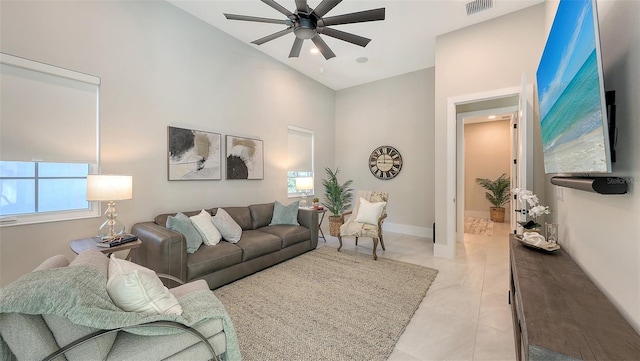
[465,0,494,16]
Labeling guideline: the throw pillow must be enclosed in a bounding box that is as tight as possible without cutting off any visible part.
[269,200,299,226]
[212,208,242,243]
[106,254,183,315]
[167,212,203,253]
[190,209,222,246]
[354,197,386,225]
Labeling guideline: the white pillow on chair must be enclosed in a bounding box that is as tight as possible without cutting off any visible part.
[354,197,386,225]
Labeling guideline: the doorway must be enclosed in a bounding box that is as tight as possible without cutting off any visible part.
[457,104,517,243]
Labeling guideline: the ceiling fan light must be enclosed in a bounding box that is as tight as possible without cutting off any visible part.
[293,17,317,39]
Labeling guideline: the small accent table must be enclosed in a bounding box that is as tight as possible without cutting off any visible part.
[316,208,327,241]
[69,236,142,261]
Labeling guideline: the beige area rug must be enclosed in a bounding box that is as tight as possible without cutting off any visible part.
[213,246,438,361]
[464,217,494,236]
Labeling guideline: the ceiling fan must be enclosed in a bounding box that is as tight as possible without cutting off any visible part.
[224,0,385,60]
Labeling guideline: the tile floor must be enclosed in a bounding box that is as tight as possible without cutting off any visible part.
[318,221,516,361]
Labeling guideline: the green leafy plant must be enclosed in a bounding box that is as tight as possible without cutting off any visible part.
[475,173,511,208]
[321,167,353,217]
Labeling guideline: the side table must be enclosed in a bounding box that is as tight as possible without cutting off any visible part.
[316,208,327,241]
[69,236,142,261]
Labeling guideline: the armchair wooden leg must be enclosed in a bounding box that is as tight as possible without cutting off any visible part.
[372,238,378,260]
[379,234,386,251]
[355,237,359,246]
[337,235,343,252]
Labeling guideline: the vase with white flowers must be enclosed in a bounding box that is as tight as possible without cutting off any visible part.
[512,188,551,232]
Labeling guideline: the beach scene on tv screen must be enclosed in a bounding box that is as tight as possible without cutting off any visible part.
[536,0,609,174]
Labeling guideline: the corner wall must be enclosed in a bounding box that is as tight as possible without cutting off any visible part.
[0,0,335,285]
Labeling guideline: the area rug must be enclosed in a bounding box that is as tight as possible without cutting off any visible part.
[213,246,438,361]
[464,217,494,236]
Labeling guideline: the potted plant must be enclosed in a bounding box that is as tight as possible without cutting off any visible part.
[321,167,353,236]
[475,173,510,223]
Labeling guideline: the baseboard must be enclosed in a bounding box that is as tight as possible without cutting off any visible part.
[383,222,432,239]
[434,243,455,259]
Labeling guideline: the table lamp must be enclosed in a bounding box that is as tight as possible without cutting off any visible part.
[86,174,133,239]
[295,177,314,208]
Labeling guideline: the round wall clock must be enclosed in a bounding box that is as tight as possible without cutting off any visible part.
[369,145,403,180]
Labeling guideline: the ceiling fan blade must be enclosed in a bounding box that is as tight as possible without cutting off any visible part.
[261,0,294,18]
[224,13,291,25]
[312,0,342,18]
[319,8,385,27]
[318,27,371,47]
[289,38,304,58]
[311,35,336,60]
[295,0,308,13]
[251,27,293,45]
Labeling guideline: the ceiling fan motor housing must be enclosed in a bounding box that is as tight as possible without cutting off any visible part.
[293,13,317,39]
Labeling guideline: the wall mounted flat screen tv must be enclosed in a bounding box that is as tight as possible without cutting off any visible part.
[536,0,612,174]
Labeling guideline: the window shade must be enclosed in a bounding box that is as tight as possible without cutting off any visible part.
[0,53,99,163]
[288,126,313,172]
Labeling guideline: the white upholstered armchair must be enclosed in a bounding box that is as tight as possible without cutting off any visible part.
[337,191,389,260]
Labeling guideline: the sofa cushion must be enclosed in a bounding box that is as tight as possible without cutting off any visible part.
[211,208,242,243]
[214,207,253,230]
[105,316,225,361]
[235,230,282,262]
[269,200,300,226]
[258,225,311,248]
[107,255,183,315]
[187,242,243,280]
[0,313,62,361]
[248,202,274,229]
[43,250,116,361]
[33,254,69,271]
[167,212,203,253]
[190,210,222,246]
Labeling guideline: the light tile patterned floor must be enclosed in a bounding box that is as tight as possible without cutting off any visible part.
[318,222,515,361]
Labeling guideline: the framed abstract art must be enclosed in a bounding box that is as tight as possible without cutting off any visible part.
[168,126,221,180]
[225,135,264,180]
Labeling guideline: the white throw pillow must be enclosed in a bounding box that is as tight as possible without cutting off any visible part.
[106,254,183,315]
[354,197,386,225]
[212,208,242,243]
[190,209,222,246]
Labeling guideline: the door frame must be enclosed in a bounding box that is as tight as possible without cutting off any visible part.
[438,81,533,258]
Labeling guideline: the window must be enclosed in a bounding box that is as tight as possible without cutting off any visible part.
[0,161,90,216]
[0,53,100,226]
[287,126,314,197]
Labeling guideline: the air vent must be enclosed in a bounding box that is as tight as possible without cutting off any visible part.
[465,0,494,16]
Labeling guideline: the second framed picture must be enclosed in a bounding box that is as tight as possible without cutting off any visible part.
[226,135,264,180]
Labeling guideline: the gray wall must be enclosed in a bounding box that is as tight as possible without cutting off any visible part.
[335,68,435,236]
[0,0,335,285]
[543,0,640,332]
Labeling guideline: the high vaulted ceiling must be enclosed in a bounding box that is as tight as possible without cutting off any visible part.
[168,0,543,90]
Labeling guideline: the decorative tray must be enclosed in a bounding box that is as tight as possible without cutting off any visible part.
[514,234,561,253]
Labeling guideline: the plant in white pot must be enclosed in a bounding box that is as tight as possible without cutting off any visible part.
[475,173,511,223]
[321,167,353,237]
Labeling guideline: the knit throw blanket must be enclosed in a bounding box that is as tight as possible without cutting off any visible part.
[0,265,240,360]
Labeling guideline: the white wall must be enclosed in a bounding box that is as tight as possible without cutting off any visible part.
[334,69,435,237]
[0,0,335,285]
[434,4,546,254]
[543,0,640,332]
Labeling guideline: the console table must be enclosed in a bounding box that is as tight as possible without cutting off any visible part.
[509,234,640,360]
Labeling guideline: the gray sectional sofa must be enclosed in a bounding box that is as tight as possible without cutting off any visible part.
[131,202,318,289]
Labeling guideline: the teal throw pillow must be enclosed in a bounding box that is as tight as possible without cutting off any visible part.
[166,212,203,253]
[269,201,300,226]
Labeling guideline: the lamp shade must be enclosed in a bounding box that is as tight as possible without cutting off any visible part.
[86,174,133,201]
[295,177,314,191]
